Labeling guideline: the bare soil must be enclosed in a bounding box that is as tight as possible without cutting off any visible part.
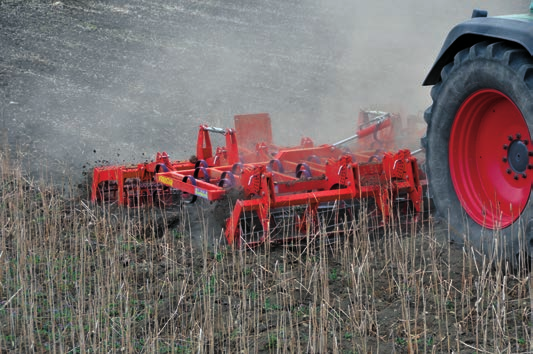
[2,0,526,180]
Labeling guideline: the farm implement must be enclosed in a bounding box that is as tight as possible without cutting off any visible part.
[92,111,425,248]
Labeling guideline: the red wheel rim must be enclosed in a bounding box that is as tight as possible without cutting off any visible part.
[450,89,532,229]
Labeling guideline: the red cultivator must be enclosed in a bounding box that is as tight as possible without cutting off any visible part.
[92,111,425,247]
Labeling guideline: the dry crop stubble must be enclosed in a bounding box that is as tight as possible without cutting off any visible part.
[0,149,531,352]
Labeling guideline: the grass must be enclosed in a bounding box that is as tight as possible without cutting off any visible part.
[0,150,532,353]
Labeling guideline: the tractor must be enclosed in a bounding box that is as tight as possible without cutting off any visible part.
[423,4,533,266]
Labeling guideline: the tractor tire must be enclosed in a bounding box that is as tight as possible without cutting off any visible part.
[424,41,533,266]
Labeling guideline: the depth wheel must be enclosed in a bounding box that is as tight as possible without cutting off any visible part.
[425,41,533,266]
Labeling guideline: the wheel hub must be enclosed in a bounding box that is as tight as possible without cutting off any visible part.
[504,136,530,176]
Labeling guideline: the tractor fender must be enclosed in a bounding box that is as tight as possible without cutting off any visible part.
[423,15,533,86]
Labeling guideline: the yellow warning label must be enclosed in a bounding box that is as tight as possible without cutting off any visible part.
[158,176,173,187]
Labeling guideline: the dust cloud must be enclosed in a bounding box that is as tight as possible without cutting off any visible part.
[0,0,529,181]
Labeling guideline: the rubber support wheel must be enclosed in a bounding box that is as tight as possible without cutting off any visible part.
[424,41,533,266]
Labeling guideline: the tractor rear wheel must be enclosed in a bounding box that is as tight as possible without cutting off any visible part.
[424,41,533,266]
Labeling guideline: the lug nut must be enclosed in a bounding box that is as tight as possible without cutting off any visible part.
[514,174,519,180]
[529,164,533,170]
[517,133,522,139]
[523,173,527,179]
[509,135,514,141]
[529,151,533,156]
[507,169,512,174]
[502,157,508,162]
[525,140,529,145]
[503,144,509,150]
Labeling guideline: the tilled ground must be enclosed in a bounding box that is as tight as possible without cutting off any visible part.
[2,0,525,181]
[1,0,364,179]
